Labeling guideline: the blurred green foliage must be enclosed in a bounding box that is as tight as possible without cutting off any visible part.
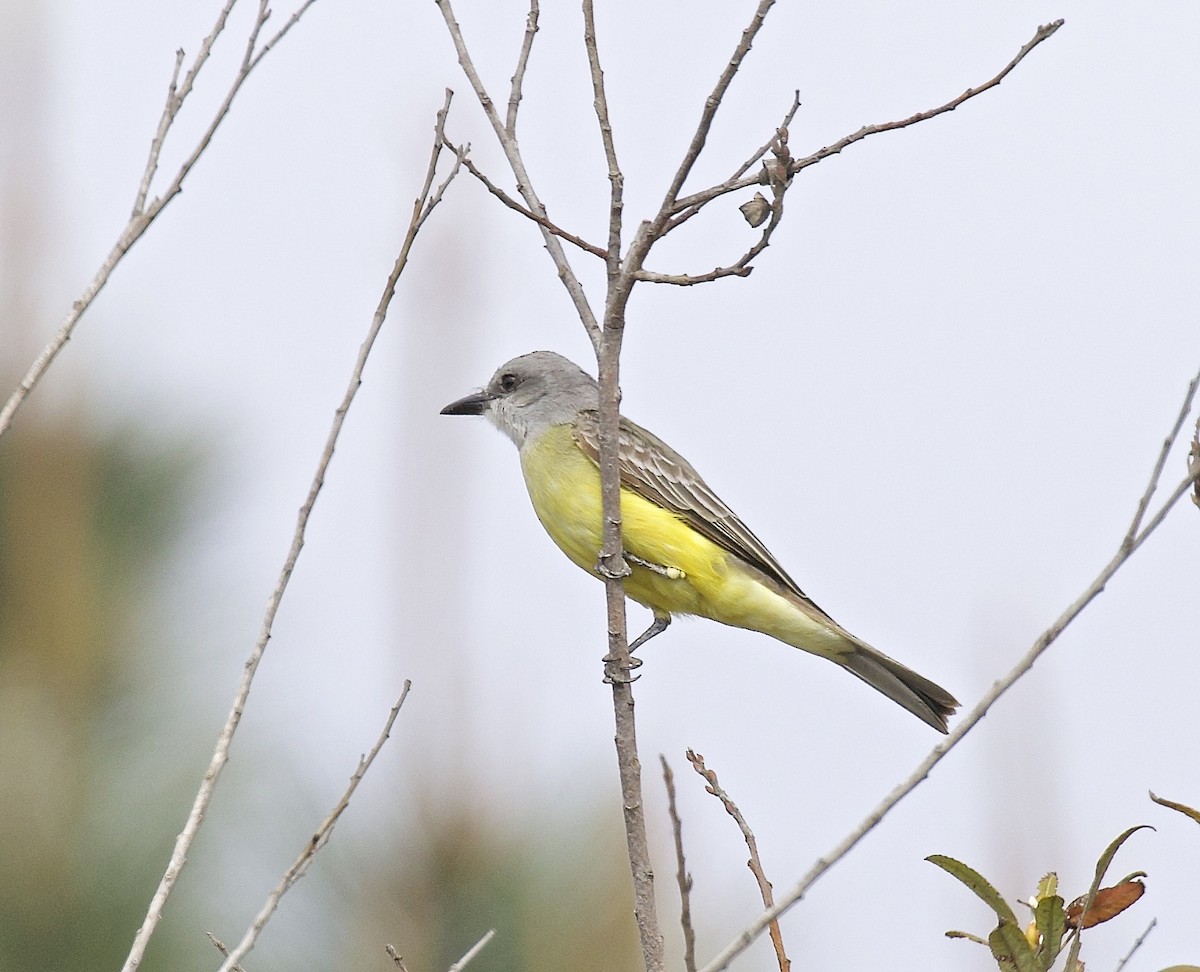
[0,417,200,971]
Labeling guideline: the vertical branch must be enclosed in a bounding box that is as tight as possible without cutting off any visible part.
[506,0,539,138]
[661,756,698,972]
[582,0,624,277]
[583,3,662,968]
[596,325,664,972]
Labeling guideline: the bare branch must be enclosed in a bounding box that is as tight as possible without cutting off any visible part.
[657,0,778,215]
[119,93,461,972]
[672,20,1065,217]
[731,91,802,186]
[1114,918,1157,972]
[594,336,663,972]
[687,751,789,972]
[0,0,321,441]
[1124,369,1200,547]
[133,47,186,218]
[384,931,495,972]
[435,0,601,350]
[215,686,412,971]
[447,929,497,972]
[448,144,608,258]
[661,756,698,972]
[635,267,752,286]
[506,0,539,138]
[697,362,1200,972]
[206,933,248,972]
[250,0,321,70]
[583,0,624,273]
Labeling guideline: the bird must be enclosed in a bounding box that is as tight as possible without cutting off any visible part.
[440,350,958,732]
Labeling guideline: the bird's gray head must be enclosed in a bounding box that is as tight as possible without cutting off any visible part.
[440,351,599,449]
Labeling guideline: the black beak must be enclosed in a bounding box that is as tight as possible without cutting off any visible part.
[440,390,495,416]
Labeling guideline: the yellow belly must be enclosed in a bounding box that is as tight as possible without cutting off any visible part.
[518,424,848,658]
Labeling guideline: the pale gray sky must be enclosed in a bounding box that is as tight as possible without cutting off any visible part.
[5,0,1199,968]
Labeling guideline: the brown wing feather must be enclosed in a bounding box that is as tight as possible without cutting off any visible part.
[572,409,836,624]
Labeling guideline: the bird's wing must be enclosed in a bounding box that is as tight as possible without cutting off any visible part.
[572,409,837,624]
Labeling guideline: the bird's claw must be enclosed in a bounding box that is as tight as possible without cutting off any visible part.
[602,652,643,684]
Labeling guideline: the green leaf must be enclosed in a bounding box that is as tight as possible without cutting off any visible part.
[1033,895,1065,970]
[988,920,1040,972]
[1063,825,1153,970]
[1088,826,1153,891]
[926,855,1020,926]
[945,929,989,946]
[1150,791,1200,825]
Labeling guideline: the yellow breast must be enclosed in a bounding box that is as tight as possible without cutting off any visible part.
[516,424,855,659]
[518,423,734,616]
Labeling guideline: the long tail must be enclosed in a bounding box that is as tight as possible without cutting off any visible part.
[837,641,959,733]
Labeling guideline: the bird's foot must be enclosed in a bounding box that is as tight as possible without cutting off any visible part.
[602,651,643,684]
[595,554,631,580]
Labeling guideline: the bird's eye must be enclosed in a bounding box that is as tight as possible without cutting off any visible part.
[498,373,519,392]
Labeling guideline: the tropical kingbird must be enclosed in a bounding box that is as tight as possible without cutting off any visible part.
[441,351,958,732]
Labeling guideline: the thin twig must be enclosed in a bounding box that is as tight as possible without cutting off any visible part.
[1113,918,1156,972]
[671,20,1065,217]
[249,0,320,69]
[697,362,1200,972]
[582,0,624,276]
[384,944,411,970]
[448,145,608,258]
[657,0,777,215]
[435,0,601,350]
[661,756,698,972]
[0,0,320,442]
[505,0,539,138]
[1124,370,1200,547]
[635,266,753,286]
[731,92,803,186]
[687,751,789,972]
[447,929,497,972]
[215,686,412,971]
[660,92,801,240]
[119,93,461,972]
[206,933,248,972]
